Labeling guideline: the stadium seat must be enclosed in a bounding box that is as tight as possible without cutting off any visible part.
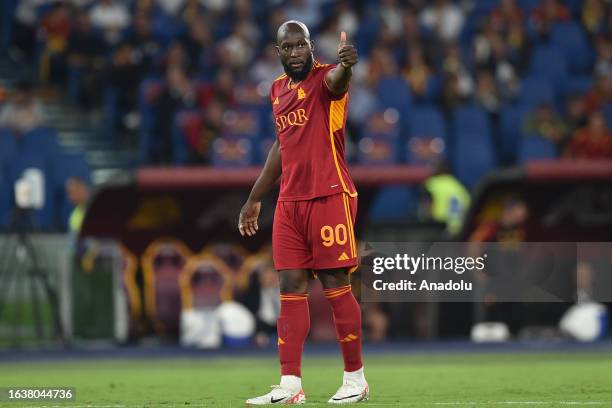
[0,128,17,160]
[211,136,254,168]
[223,108,261,139]
[519,76,555,108]
[52,152,92,229]
[357,110,401,165]
[375,77,412,116]
[452,135,495,190]
[518,136,558,162]
[369,185,417,222]
[562,76,593,98]
[498,105,527,165]
[452,104,491,137]
[141,238,192,337]
[408,106,447,141]
[529,46,568,83]
[19,127,60,156]
[550,22,593,74]
[257,137,275,165]
[602,104,612,128]
[6,154,55,230]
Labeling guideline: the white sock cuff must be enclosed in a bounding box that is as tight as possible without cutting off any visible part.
[280,375,302,391]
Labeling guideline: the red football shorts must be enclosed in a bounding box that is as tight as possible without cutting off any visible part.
[273,192,358,271]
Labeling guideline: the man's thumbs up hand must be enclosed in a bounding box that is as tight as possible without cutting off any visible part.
[337,31,358,68]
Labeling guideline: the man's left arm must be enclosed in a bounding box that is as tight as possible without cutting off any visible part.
[324,31,358,97]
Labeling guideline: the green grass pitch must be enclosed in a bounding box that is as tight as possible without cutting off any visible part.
[0,352,611,407]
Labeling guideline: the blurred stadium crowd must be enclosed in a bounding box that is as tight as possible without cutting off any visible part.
[1,0,612,229]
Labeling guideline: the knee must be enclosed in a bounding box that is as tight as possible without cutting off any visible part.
[319,269,350,290]
[279,269,309,294]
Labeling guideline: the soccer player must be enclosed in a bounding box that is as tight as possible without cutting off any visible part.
[238,20,368,405]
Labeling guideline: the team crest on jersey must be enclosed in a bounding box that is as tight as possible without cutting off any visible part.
[297,87,306,100]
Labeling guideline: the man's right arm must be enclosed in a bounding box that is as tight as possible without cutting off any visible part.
[238,138,281,236]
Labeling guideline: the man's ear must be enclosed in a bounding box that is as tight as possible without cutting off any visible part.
[275,45,281,56]
[309,40,315,53]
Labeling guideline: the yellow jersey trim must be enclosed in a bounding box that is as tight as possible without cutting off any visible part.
[328,95,358,197]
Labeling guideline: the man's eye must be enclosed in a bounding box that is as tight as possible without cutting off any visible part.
[297,43,305,48]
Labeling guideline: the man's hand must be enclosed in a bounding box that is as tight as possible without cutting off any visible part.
[338,31,358,68]
[238,200,261,237]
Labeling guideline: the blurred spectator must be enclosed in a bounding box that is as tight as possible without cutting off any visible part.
[249,45,284,84]
[523,104,569,146]
[475,70,502,123]
[66,10,106,106]
[198,68,235,109]
[218,25,257,71]
[238,256,280,348]
[530,0,570,40]
[420,0,466,42]
[594,36,612,78]
[490,0,524,32]
[419,162,471,235]
[563,111,612,159]
[186,99,224,163]
[152,65,197,164]
[66,177,90,234]
[378,0,404,39]
[158,0,186,17]
[582,0,607,36]
[160,42,189,73]
[362,303,389,342]
[104,43,144,131]
[126,12,162,74]
[11,0,40,62]
[402,44,432,101]
[335,1,359,37]
[565,94,589,137]
[181,20,214,72]
[0,80,44,134]
[583,74,612,114]
[89,0,131,45]
[284,0,321,29]
[315,16,342,63]
[38,2,72,83]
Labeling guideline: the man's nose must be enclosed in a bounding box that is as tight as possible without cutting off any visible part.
[290,47,298,57]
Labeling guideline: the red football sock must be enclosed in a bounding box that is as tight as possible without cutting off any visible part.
[324,285,363,372]
[277,293,310,377]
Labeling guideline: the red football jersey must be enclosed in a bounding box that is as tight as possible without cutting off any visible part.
[270,61,357,201]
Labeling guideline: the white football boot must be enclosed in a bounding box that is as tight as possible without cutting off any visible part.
[245,385,306,405]
[328,368,369,404]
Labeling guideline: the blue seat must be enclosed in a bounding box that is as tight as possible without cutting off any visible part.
[562,76,593,98]
[498,105,527,165]
[52,152,92,228]
[452,104,491,137]
[0,128,17,159]
[408,106,447,141]
[452,134,495,190]
[7,154,55,230]
[19,127,60,156]
[376,77,412,115]
[211,137,253,168]
[550,22,593,74]
[520,76,555,108]
[518,136,558,162]
[529,46,568,82]
[603,104,612,128]
[369,185,417,222]
[257,138,275,165]
[357,111,401,165]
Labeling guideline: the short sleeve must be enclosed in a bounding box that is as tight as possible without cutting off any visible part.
[321,63,348,101]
